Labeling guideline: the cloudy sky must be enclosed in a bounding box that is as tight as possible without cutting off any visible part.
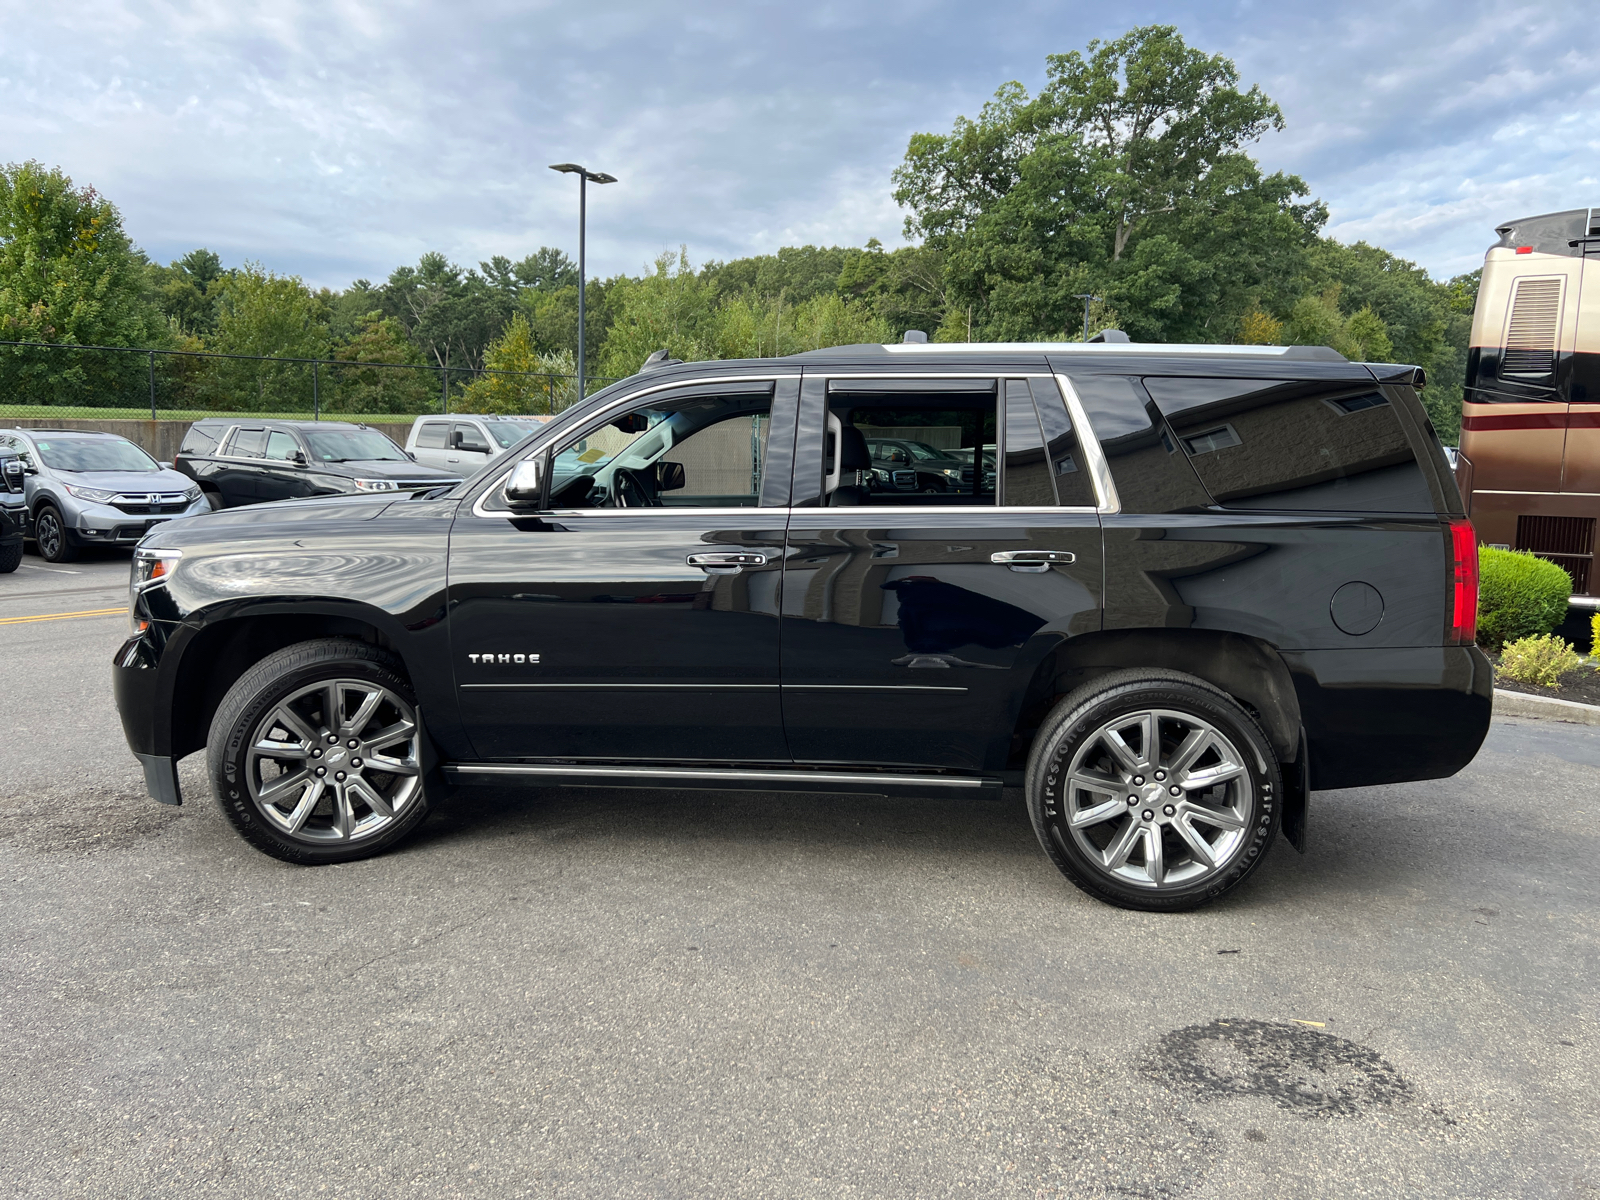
[3,0,1596,290]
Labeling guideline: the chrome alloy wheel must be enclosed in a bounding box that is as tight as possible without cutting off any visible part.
[1057,708,1252,890]
[35,509,62,558]
[245,678,421,844]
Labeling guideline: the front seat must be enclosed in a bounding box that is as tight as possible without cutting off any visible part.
[829,425,873,506]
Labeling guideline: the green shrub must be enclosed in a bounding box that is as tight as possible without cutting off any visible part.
[1477,548,1572,649]
[1497,634,1583,689]
[1592,611,1599,656]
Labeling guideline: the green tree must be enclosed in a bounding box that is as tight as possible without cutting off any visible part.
[378,253,513,377]
[0,160,164,404]
[328,311,437,414]
[146,248,228,337]
[892,27,1324,343]
[202,263,331,410]
[459,313,578,414]
[836,240,952,337]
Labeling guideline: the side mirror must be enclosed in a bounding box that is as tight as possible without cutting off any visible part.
[503,457,545,508]
[290,449,308,466]
[449,430,463,449]
[159,460,174,470]
[656,461,685,492]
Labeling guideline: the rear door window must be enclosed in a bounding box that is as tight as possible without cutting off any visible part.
[228,428,268,459]
[1144,377,1434,513]
[414,422,448,449]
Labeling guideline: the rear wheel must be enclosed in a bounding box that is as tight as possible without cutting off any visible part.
[1026,669,1281,911]
[33,504,77,562]
[207,639,430,864]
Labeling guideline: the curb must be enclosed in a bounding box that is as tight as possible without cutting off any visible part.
[1493,688,1600,726]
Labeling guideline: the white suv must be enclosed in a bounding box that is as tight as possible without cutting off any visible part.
[405,415,546,475]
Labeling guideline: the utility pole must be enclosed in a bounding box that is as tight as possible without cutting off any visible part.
[549,163,617,400]
[1071,293,1103,343]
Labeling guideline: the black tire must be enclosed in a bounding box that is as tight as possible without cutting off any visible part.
[0,539,20,573]
[207,638,431,865]
[1025,669,1282,912]
[33,503,78,562]
[203,488,225,511]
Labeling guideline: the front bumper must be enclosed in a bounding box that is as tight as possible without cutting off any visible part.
[70,499,208,545]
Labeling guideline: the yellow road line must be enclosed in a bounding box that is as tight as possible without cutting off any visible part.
[0,606,129,626]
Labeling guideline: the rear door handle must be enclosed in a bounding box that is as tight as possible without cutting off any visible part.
[991,550,1075,573]
[687,551,768,574]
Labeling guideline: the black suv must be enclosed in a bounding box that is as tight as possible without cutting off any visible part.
[175,419,461,508]
[116,341,1489,911]
[866,435,976,493]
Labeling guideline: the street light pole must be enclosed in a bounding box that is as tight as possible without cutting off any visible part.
[549,163,617,401]
[1070,293,1103,343]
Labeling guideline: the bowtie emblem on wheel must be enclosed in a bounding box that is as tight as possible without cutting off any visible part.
[467,653,542,665]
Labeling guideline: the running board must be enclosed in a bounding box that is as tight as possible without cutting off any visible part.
[443,762,1005,795]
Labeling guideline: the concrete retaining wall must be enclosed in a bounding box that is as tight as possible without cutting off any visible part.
[0,417,415,463]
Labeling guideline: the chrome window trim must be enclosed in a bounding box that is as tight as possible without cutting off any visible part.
[1051,373,1122,515]
[493,504,1101,521]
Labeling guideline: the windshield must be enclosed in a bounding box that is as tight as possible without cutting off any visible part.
[304,430,408,463]
[486,421,537,449]
[33,438,158,473]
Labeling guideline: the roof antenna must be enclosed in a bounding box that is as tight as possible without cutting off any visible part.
[902,330,928,344]
[1087,329,1130,343]
[640,349,682,372]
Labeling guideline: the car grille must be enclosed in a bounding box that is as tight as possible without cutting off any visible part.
[960,466,974,485]
[391,479,460,491]
[891,469,916,489]
[111,493,191,514]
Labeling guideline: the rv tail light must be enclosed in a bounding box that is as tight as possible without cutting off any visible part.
[1447,519,1479,645]
[1515,246,1533,254]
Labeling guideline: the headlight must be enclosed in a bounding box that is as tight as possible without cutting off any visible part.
[942,467,961,477]
[64,483,119,503]
[183,485,202,502]
[130,547,183,632]
[352,478,398,492]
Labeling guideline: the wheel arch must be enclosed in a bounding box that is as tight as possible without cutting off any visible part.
[166,603,414,761]
[1008,628,1303,770]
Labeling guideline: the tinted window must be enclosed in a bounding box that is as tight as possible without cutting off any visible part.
[1064,374,1212,514]
[485,421,534,448]
[1144,377,1434,513]
[414,422,448,449]
[1029,377,1097,507]
[265,431,300,461]
[33,437,159,472]
[180,424,223,456]
[1003,379,1053,505]
[228,428,268,459]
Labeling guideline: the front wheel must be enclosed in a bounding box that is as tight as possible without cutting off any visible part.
[0,539,20,573]
[33,503,77,562]
[1026,669,1281,911]
[207,639,431,864]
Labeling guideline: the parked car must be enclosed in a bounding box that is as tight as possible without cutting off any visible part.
[116,338,1489,912]
[405,414,545,475]
[175,419,461,509]
[864,436,978,493]
[0,449,25,573]
[0,429,207,563]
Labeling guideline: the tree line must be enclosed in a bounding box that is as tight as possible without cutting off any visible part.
[0,25,1477,436]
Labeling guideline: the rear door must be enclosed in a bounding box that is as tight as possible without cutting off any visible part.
[778,370,1103,773]
[216,427,268,504]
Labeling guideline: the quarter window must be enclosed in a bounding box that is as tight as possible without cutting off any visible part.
[1143,377,1433,513]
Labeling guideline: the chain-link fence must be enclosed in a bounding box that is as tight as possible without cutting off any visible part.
[0,340,622,423]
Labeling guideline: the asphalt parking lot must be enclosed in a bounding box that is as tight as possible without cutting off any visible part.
[2,547,1597,1198]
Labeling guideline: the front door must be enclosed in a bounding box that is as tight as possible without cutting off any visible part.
[448,376,796,762]
[779,371,1104,772]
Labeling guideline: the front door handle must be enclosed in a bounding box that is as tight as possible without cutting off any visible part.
[687,551,768,574]
[991,550,1075,573]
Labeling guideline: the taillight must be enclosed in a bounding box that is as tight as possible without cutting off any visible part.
[1447,519,1478,645]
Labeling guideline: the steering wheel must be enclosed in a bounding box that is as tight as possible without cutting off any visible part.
[612,467,657,508]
